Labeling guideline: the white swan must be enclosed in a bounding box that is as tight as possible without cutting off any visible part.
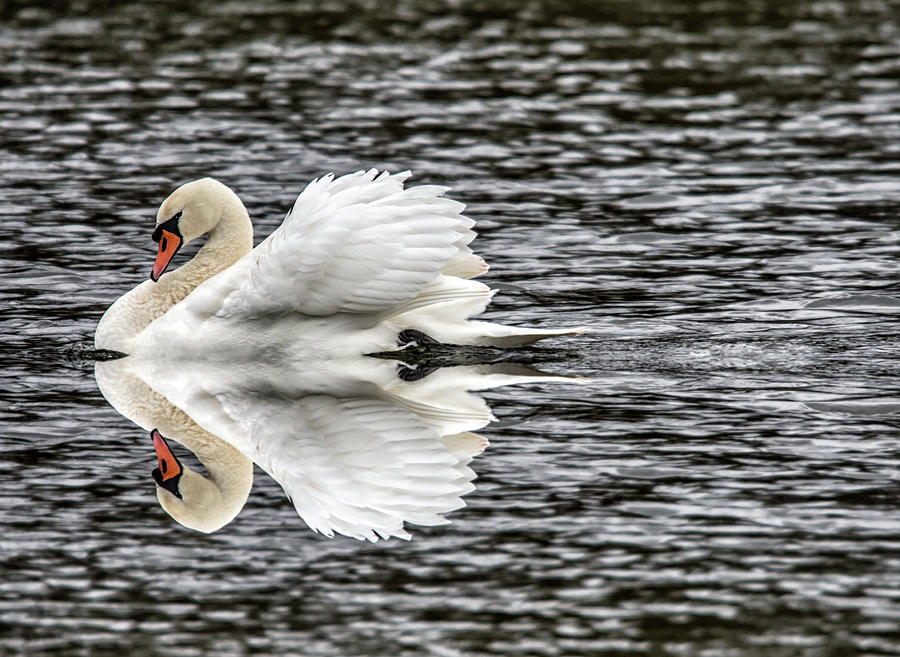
[95,169,587,540]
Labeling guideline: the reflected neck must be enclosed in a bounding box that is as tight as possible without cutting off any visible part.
[183,424,254,519]
[162,406,254,531]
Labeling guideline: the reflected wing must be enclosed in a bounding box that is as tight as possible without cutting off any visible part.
[218,393,476,541]
[216,169,478,318]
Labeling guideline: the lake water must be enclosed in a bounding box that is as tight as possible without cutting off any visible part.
[4,1,900,655]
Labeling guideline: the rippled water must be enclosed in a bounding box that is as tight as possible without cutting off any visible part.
[4,0,900,654]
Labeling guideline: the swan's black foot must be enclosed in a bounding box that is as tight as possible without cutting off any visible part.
[397,362,439,382]
[397,329,440,348]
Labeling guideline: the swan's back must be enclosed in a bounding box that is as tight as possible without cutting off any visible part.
[210,169,480,320]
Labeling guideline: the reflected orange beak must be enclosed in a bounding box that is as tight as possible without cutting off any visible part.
[151,229,182,282]
[151,429,183,499]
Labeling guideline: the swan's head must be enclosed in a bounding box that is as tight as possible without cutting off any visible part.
[150,177,245,281]
[150,428,245,533]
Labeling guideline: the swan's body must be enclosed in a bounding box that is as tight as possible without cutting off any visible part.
[95,170,586,540]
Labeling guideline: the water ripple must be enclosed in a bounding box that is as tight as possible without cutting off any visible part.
[4,0,900,655]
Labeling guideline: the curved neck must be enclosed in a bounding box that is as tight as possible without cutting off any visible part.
[160,404,254,530]
[95,198,254,353]
[179,420,254,515]
[95,358,253,529]
[161,200,254,308]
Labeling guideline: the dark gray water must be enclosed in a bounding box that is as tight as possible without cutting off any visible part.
[4,0,900,654]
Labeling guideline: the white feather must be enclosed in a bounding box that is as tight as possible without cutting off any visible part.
[217,393,475,541]
[96,170,588,540]
[215,169,475,318]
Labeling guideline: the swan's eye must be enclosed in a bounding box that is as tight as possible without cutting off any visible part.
[152,213,184,243]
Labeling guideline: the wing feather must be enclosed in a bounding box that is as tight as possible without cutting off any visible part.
[218,393,476,541]
[216,169,475,318]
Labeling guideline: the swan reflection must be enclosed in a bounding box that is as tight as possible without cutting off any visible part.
[96,356,579,540]
[94,170,585,540]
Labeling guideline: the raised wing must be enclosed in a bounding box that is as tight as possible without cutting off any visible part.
[217,392,477,541]
[216,169,477,318]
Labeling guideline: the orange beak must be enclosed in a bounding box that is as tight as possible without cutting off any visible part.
[151,229,182,282]
[151,429,183,499]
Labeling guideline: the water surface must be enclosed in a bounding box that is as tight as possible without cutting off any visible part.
[3,1,900,655]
